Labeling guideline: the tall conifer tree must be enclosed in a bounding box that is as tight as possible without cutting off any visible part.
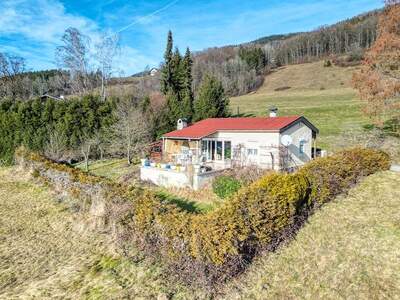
[181,47,194,120]
[161,30,173,95]
[194,75,229,121]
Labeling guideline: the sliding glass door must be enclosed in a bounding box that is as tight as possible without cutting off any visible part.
[202,139,231,162]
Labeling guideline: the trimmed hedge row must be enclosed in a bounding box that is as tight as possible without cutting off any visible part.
[16,147,391,287]
[299,148,391,206]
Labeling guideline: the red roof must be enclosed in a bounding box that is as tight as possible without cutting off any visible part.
[163,116,310,139]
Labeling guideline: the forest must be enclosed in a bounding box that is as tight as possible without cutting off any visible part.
[0,7,398,167]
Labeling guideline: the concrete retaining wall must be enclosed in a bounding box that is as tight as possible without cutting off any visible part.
[140,167,223,190]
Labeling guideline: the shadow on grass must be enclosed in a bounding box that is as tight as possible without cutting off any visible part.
[155,191,205,214]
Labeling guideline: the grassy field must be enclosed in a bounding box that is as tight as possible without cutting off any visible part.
[1,166,399,299]
[223,171,400,299]
[0,167,194,299]
[230,62,368,150]
[74,158,138,182]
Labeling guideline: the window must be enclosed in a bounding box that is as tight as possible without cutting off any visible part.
[216,141,223,160]
[299,140,306,154]
[247,149,258,156]
[224,141,232,159]
[202,140,207,155]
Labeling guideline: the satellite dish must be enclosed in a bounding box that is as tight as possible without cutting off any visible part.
[281,135,293,147]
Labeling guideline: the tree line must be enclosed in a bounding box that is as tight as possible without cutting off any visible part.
[0,28,119,101]
[190,10,380,97]
[0,95,114,165]
[269,11,379,66]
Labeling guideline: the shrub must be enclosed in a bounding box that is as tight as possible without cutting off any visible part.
[324,60,332,67]
[299,148,390,206]
[212,176,242,199]
[15,147,391,290]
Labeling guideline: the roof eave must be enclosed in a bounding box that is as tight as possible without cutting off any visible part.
[279,116,319,134]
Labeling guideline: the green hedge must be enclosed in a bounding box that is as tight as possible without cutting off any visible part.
[16,147,391,287]
[0,95,115,165]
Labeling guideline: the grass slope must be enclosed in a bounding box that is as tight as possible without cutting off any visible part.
[1,167,399,299]
[223,171,400,299]
[0,167,192,299]
[73,158,137,182]
[230,62,367,150]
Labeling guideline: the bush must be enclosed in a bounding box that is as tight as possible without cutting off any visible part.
[324,60,332,67]
[299,148,390,206]
[15,147,391,290]
[212,176,242,199]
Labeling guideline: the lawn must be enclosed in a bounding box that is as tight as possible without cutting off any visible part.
[223,171,400,299]
[74,158,138,182]
[230,62,368,150]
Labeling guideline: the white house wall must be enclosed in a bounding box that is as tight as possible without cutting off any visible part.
[206,122,313,169]
[207,131,281,169]
[281,121,313,167]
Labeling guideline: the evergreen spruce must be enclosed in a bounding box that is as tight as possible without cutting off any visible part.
[161,30,174,95]
[0,95,115,165]
[170,47,183,94]
[181,47,194,121]
[194,75,230,121]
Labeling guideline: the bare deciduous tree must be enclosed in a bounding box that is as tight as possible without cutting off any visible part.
[0,52,26,99]
[91,129,108,160]
[56,27,91,95]
[95,34,119,101]
[112,100,150,164]
[44,128,67,161]
[79,133,95,172]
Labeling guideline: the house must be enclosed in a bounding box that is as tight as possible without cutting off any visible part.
[40,93,65,101]
[140,110,319,190]
[149,68,159,76]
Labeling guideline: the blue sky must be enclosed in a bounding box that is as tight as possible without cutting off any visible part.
[0,0,383,75]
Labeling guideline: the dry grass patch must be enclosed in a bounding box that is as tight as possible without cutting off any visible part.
[223,171,400,299]
[0,167,194,299]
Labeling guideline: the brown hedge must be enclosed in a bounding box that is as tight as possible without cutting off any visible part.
[15,147,390,287]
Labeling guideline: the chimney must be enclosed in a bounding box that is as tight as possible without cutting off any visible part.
[177,118,188,130]
[269,106,278,118]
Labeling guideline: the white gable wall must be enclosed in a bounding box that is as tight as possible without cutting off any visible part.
[281,121,313,167]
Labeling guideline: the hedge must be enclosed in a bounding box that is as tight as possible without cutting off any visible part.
[299,148,391,206]
[15,147,391,288]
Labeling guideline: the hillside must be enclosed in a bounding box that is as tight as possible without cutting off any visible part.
[0,167,193,299]
[223,170,400,299]
[1,166,399,299]
[230,61,367,150]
